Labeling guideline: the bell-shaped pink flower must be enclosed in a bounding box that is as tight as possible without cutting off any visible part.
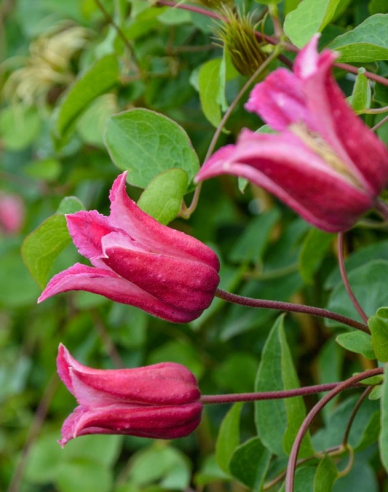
[196,35,388,232]
[0,193,25,234]
[57,344,202,446]
[38,172,220,323]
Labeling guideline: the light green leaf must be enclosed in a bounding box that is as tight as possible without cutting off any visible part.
[56,196,85,215]
[198,59,223,128]
[229,437,271,491]
[22,215,72,289]
[104,109,200,189]
[379,365,388,472]
[349,68,371,113]
[137,168,188,224]
[369,315,388,362]
[215,402,243,473]
[0,104,41,150]
[327,14,388,62]
[255,316,314,457]
[57,54,119,136]
[284,0,341,48]
[299,229,334,284]
[63,435,122,466]
[24,158,62,181]
[335,331,375,360]
[314,455,338,492]
[56,460,113,492]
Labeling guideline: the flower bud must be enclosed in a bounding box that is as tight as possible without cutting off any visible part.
[213,8,267,77]
[0,193,25,234]
[38,172,220,323]
[57,344,202,446]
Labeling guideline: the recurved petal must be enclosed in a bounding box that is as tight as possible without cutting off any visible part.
[197,129,373,232]
[37,263,203,323]
[65,211,116,263]
[108,172,220,272]
[69,361,200,407]
[245,68,312,131]
[62,402,203,444]
[101,232,220,312]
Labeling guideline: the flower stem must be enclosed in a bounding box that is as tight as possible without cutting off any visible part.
[200,382,359,404]
[285,367,384,492]
[215,288,370,334]
[337,233,369,324]
[204,43,282,162]
[376,198,388,222]
[371,113,388,132]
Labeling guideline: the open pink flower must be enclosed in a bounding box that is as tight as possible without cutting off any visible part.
[196,35,388,232]
[57,344,202,446]
[38,172,220,323]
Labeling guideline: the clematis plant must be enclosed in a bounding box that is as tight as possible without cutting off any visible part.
[195,35,388,232]
[38,172,220,323]
[57,344,203,446]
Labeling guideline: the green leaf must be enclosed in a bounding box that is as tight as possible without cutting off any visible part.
[380,366,388,472]
[63,435,122,466]
[314,455,338,492]
[326,260,388,327]
[349,68,371,113]
[56,460,113,492]
[24,433,62,483]
[0,104,41,150]
[255,316,314,457]
[284,0,341,48]
[279,465,317,492]
[56,196,85,215]
[369,0,388,14]
[229,437,271,491]
[104,108,200,189]
[215,402,243,474]
[137,168,188,224]
[57,54,119,136]
[327,14,388,62]
[198,59,223,128]
[22,215,72,289]
[24,158,62,182]
[228,209,280,264]
[299,229,334,284]
[369,315,388,362]
[126,445,190,489]
[335,331,375,359]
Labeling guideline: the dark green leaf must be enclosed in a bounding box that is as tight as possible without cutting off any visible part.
[299,228,334,283]
[327,14,388,62]
[369,315,388,362]
[229,437,271,491]
[314,455,338,492]
[104,109,200,189]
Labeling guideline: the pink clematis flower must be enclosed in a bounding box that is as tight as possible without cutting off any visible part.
[57,344,202,446]
[38,172,220,323]
[0,193,25,234]
[195,35,388,232]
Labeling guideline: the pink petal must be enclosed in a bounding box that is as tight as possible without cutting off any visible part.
[108,173,220,272]
[38,263,203,323]
[245,68,312,131]
[69,361,200,407]
[101,232,220,312]
[65,211,115,264]
[64,402,202,443]
[197,130,373,232]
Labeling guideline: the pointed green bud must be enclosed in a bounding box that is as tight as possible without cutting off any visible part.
[213,8,267,77]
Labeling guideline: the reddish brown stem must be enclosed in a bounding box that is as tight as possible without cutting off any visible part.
[285,368,384,492]
[337,233,369,324]
[201,382,360,404]
[215,288,370,333]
